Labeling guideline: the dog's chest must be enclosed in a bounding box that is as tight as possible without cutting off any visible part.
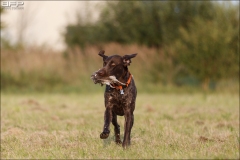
[105,85,132,108]
[106,94,127,116]
[105,90,129,104]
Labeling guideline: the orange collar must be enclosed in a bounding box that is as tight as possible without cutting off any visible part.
[113,73,132,91]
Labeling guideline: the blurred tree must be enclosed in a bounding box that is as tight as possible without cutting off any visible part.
[1,2,43,50]
[0,8,12,49]
[16,2,41,48]
[99,1,164,47]
[159,1,215,44]
[174,3,238,89]
[63,1,238,88]
[0,8,5,29]
[64,1,221,49]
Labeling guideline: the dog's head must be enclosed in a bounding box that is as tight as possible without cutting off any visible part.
[91,50,137,86]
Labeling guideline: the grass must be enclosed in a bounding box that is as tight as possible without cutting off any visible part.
[1,92,239,159]
[1,44,239,94]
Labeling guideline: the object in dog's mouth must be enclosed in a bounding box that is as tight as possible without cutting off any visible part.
[91,73,125,88]
[90,72,98,84]
[109,76,126,85]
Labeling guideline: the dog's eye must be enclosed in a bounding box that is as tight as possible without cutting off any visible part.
[111,63,116,66]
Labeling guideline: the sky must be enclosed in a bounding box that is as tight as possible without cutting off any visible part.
[1,1,239,52]
[1,1,101,51]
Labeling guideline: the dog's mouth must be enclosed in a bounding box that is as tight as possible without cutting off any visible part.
[91,72,125,88]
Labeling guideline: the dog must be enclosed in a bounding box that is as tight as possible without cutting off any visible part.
[91,50,137,148]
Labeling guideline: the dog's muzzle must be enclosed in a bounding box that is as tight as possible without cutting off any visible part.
[90,69,110,86]
[90,72,99,84]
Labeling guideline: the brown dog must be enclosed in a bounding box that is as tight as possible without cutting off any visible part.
[91,50,137,148]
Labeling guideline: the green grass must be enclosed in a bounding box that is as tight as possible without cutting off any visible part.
[1,93,239,159]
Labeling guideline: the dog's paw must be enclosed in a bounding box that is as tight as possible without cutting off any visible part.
[115,139,122,145]
[115,134,122,144]
[100,132,109,139]
[122,141,130,149]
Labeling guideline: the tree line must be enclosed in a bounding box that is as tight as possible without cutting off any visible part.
[1,1,238,91]
[64,1,238,89]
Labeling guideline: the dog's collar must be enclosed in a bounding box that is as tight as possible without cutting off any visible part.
[111,72,132,94]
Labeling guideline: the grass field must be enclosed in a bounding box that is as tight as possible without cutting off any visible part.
[1,92,239,159]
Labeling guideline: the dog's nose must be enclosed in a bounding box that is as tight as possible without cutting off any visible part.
[97,69,105,76]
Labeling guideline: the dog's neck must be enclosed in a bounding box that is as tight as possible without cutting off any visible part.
[111,71,132,94]
[118,68,130,84]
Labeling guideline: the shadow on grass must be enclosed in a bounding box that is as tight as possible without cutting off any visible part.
[102,135,124,147]
[102,137,112,147]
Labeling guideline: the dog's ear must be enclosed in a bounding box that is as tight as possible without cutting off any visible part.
[98,50,108,60]
[122,53,137,66]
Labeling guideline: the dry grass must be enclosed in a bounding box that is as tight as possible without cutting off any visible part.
[2,43,169,93]
[1,43,159,76]
[1,92,239,159]
[2,43,238,93]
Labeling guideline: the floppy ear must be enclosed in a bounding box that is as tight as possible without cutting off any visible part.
[122,53,137,66]
[98,50,108,60]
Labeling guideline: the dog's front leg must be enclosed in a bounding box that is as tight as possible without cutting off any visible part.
[100,107,112,139]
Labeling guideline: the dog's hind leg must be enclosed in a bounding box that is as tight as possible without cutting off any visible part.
[112,112,122,144]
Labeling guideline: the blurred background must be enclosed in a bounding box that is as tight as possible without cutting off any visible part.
[1,1,239,93]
